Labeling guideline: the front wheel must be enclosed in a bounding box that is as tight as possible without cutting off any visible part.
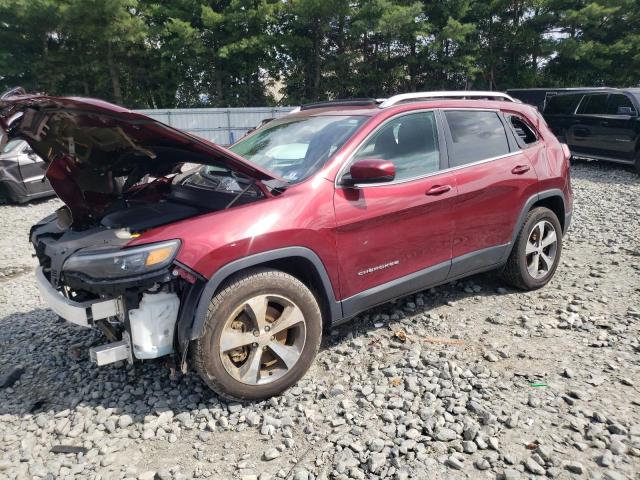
[501,207,563,290]
[191,269,322,401]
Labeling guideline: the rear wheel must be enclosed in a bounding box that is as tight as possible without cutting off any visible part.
[634,152,640,175]
[501,207,562,290]
[191,269,322,401]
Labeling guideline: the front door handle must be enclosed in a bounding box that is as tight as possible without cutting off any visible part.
[511,165,531,175]
[426,184,452,196]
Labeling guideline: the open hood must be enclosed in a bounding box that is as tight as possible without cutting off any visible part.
[0,93,277,224]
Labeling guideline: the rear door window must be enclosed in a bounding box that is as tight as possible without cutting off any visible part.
[576,94,608,115]
[444,110,511,167]
[606,94,636,115]
[544,94,581,115]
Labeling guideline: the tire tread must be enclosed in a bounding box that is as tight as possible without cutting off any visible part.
[190,268,321,402]
[501,207,562,290]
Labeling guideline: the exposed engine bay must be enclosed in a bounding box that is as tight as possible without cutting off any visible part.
[1,93,281,369]
[31,166,264,288]
[29,165,267,367]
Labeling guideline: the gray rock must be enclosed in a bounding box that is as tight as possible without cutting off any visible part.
[0,366,24,388]
[536,444,553,463]
[118,414,134,428]
[330,384,346,396]
[262,448,281,461]
[598,450,614,467]
[565,462,584,474]
[503,469,521,480]
[368,452,386,473]
[435,428,457,442]
[293,469,309,480]
[603,471,626,480]
[463,422,479,440]
[609,438,627,455]
[462,441,477,454]
[484,352,499,362]
[474,458,490,470]
[175,412,191,425]
[446,454,464,470]
[405,428,420,440]
[369,438,385,453]
[525,457,545,475]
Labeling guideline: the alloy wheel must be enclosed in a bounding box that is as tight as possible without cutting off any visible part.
[525,220,558,279]
[219,294,307,385]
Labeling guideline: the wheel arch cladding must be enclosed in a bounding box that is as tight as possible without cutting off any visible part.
[531,194,565,233]
[502,189,567,262]
[187,247,341,340]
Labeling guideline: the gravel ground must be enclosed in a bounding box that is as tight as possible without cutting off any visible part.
[1,161,639,480]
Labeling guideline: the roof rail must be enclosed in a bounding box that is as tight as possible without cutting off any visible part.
[0,86,26,100]
[378,91,516,108]
[300,98,378,111]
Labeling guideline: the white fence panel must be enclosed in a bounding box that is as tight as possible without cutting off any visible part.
[135,107,295,146]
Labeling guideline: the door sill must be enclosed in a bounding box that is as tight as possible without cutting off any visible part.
[571,154,634,165]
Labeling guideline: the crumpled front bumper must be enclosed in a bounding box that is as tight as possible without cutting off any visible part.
[35,266,123,327]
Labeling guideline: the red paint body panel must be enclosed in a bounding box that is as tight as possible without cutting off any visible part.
[333,172,457,298]
[121,98,571,307]
[129,177,343,299]
[452,151,539,257]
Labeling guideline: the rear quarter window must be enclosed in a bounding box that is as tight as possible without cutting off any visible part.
[606,94,637,115]
[508,115,539,146]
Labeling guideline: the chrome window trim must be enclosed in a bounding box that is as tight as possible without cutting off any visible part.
[573,94,587,115]
[337,150,523,189]
[335,107,523,189]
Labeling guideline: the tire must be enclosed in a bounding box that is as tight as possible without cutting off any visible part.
[191,268,322,401]
[501,207,563,290]
[634,153,640,175]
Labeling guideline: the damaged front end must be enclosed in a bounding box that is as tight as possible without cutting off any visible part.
[0,91,282,370]
[31,210,206,368]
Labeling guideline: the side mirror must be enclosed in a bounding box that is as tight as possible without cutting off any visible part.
[617,106,635,115]
[345,159,396,185]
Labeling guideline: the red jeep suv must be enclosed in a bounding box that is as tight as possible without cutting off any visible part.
[0,92,572,401]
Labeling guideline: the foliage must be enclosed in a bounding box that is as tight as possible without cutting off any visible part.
[0,0,637,107]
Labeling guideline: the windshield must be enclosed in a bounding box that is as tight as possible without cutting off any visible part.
[1,139,24,154]
[225,115,367,183]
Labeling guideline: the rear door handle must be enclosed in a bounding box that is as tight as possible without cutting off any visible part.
[511,165,531,175]
[426,184,452,196]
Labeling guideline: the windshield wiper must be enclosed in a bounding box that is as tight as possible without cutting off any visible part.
[225,180,257,209]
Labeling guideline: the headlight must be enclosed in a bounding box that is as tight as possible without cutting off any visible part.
[62,240,181,280]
